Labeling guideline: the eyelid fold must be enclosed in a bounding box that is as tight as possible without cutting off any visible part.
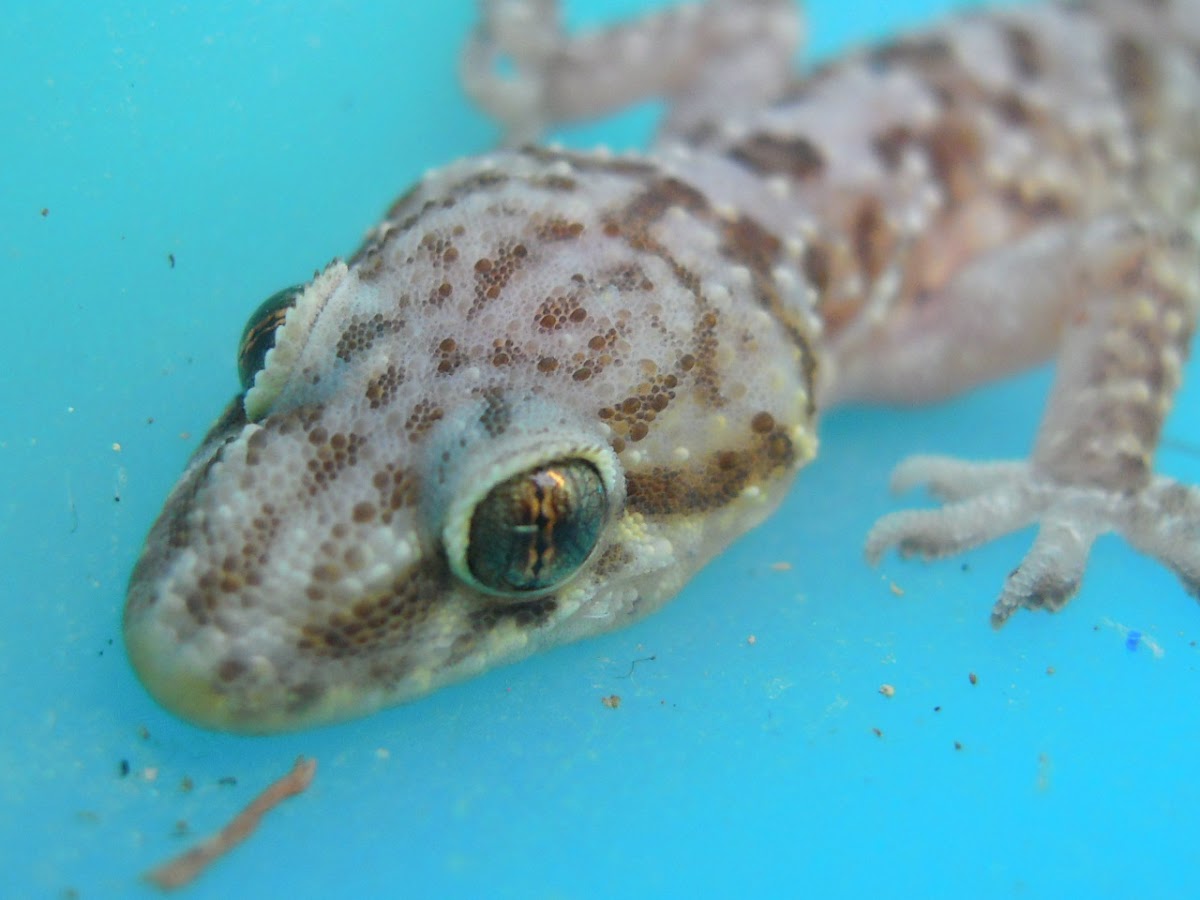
[242,260,349,422]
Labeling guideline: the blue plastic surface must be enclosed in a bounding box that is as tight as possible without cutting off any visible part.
[4,1,1200,897]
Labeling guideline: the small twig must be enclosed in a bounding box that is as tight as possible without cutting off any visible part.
[144,756,317,891]
[617,655,656,679]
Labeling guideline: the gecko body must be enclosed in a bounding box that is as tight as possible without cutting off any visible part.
[126,0,1200,731]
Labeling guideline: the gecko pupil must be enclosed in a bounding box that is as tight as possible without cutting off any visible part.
[467,459,607,593]
[237,285,303,390]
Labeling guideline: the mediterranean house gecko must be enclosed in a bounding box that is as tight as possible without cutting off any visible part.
[125,0,1200,732]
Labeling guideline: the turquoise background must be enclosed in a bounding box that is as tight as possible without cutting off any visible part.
[4,1,1200,897]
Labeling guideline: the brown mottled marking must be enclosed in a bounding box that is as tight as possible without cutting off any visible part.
[923,114,984,205]
[519,145,659,179]
[994,90,1035,126]
[625,429,795,516]
[371,463,419,520]
[1002,23,1043,80]
[364,364,404,409]
[868,36,954,71]
[402,400,443,442]
[727,133,826,180]
[598,373,681,441]
[622,176,711,225]
[718,213,818,409]
[802,241,832,294]
[435,336,468,375]
[720,214,781,277]
[478,389,512,437]
[750,411,775,434]
[335,314,405,363]
[1110,34,1160,131]
[535,216,586,241]
[298,560,445,660]
[301,430,365,498]
[530,174,578,192]
[1110,35,1157,99]
[470,241,530,314]
[871,125,914,171]
[469,596,558,631]
[851,196,893,282]
[999,183,1071,221]
[490,336,526,365]
[428,280,454,307]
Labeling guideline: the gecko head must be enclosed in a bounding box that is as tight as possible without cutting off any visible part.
[125,154,816,732]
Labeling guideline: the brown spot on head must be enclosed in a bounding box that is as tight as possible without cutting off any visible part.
[364,364,404,410]
[489,337,524,367]
[428,281,453,307]
[470,241,530,315]
[750,411,775,434]
[727,133,826,181]
[535,217,586,242]
[435,336,467,376]
[403,400,443,444]
[336,314,405,363]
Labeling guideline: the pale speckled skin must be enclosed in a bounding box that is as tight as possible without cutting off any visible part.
[127,0,1200,732]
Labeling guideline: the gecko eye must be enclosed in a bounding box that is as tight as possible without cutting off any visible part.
[237,286,303,390]
[459,458,609,594]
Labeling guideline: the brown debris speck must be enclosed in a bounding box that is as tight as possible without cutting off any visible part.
[601,694,622,709]
[879,683,896,698]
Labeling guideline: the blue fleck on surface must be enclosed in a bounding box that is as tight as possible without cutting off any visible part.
[3,1,1200,897]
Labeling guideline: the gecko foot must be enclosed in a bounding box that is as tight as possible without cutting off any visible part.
[865,455,1200,626]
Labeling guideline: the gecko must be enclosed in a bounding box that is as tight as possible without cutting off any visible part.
[125,0,1200,732]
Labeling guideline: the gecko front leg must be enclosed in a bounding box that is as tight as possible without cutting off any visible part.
[865,216,1200,626]
[462,0,801,145]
